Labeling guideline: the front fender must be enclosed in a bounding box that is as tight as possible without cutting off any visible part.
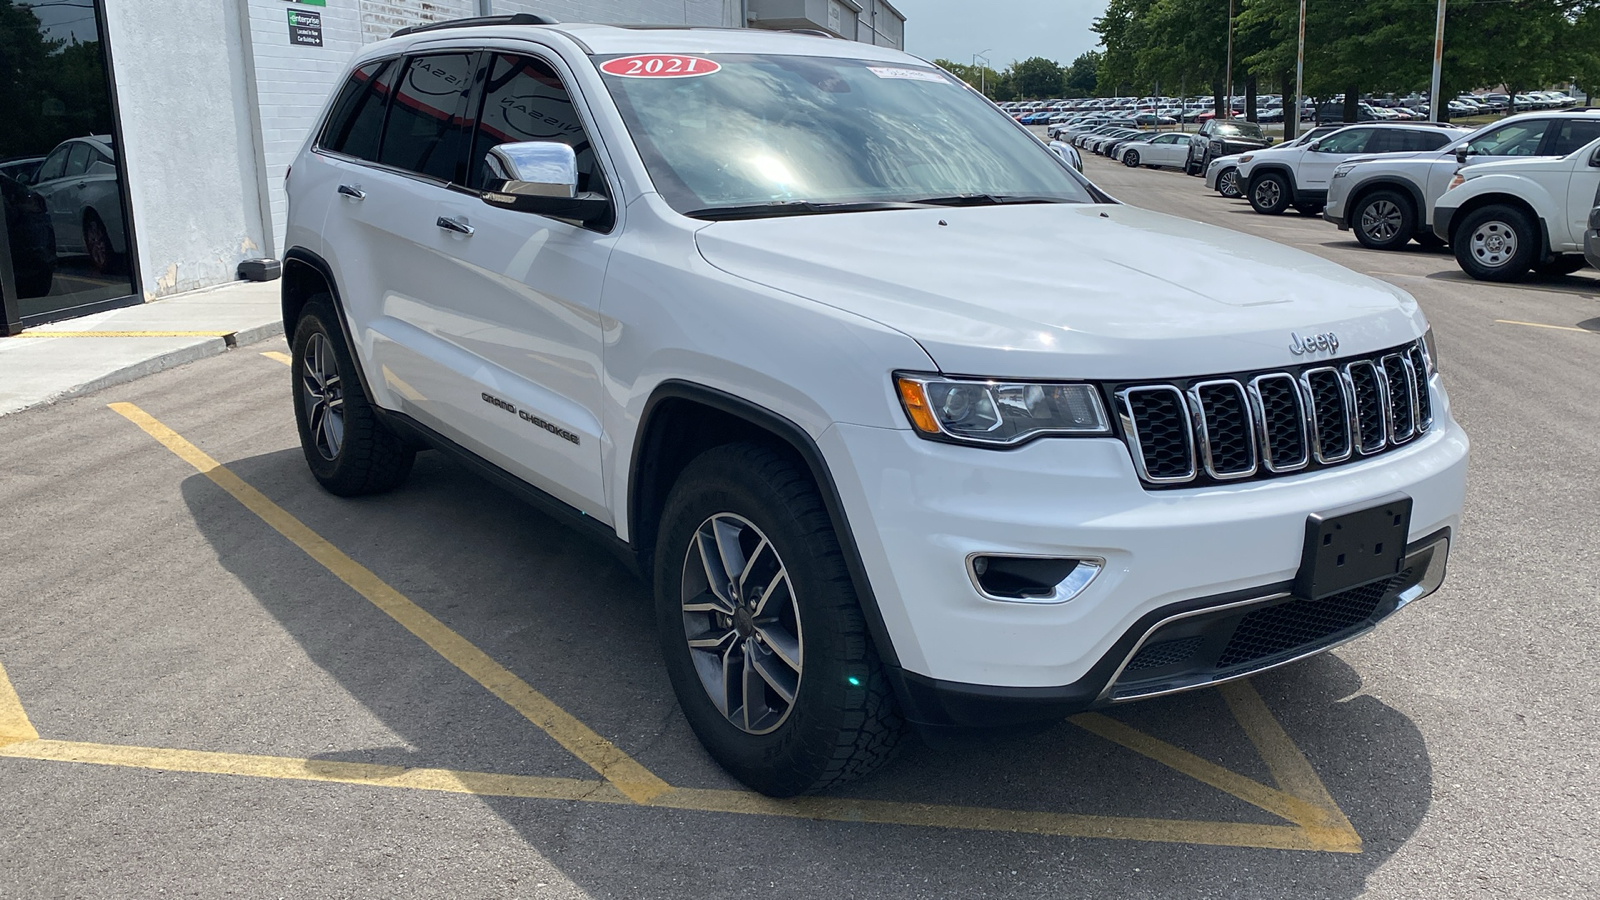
[1433,175,1560,240]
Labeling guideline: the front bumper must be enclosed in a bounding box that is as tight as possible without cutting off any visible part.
[1433,205,1457,243]
[1585,221,1600,270]
[820,400,1468,712]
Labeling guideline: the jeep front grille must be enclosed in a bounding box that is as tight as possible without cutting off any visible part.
[1110,339,1434,488]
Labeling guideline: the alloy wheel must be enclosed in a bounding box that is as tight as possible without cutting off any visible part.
[680,513,803,735]
[301,332,345,460]
[1468,220,1518,268]
[1254,179,1281,208]
[1361,199,1403,242]
[1219,170,1240,197]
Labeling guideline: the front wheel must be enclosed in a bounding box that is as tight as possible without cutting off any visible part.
[655,442,902,797]
[1122,149,1141,167]
[1217,168,1241,198]
[1453,205,1536,282]
[1248,172,1292,215]
[1353,191,1415,250]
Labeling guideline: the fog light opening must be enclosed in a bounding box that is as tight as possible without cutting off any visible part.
[969,555,1103,604]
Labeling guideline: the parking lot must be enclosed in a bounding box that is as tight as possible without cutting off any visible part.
[1,155,1597,899]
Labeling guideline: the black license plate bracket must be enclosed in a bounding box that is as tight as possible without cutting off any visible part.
[1294,496,1412,601]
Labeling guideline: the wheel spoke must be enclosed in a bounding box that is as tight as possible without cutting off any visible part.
[741,643,771,731]
[694,527,736,604]
[716,639,741,717]
[750,566,789,618]
[686,625,736,651]
[749,642,797,705]
[736,537,771,597]
[711,518,747,592]
[753,623,801,673]
[683,587,735,616]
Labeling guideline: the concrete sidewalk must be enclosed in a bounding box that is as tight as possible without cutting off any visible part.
[0,280,282,416]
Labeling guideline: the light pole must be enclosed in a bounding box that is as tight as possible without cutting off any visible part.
[1429,0,1447,122]
[1224,0,1235,119]
[973,49,992,97]
[1292,0,1306,138]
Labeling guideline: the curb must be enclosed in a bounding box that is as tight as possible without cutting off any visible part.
[0,322,285,418]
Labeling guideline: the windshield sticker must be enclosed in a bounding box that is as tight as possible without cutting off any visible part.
[600,55,720,79]
[867,67,949,84]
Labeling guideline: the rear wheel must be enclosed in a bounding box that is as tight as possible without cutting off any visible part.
[655,442,902,797]
[1352,190,1415,251]
[1122,149,1141,167]
[84,214,113,274]
[1248,172,1292,215]
[1453,204,1536,282]
[291,298,415,496]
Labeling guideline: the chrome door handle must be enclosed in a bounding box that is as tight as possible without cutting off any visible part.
[436,215,474,236]
[337,184,366,200]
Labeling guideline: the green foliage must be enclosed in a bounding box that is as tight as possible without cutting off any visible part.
[1011,56,1068,99]
[0,0,115,160]
[1064,51,1102,97]
[931,58,1004,98]
[1094,0,1600,103]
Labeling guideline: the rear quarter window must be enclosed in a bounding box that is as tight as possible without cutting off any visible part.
[320,59,397,161]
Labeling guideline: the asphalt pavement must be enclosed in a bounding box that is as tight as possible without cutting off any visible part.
[0,155,1595,899]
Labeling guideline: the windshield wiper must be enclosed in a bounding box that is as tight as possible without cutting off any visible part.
[684,200,935,221]
[906,193,1075,207]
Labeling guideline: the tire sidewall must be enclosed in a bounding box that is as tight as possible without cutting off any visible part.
[1123,150,1139,167]
[1454,205,1535,281]
[291,301,357,483]
[653,448,875,797]
[1353,191,1414,250]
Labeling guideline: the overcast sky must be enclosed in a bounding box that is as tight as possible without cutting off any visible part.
[891,0,1110,69]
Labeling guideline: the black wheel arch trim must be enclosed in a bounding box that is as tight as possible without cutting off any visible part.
[629,380,903,670]
[1349,178,1426,227]
[1247,165,1298,199]
[280,247,384,404]
[1443,194,1553,260]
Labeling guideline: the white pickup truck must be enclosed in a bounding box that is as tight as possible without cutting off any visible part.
[1433,135,1600,281]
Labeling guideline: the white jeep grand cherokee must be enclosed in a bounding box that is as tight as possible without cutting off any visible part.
[281,16,1468,797]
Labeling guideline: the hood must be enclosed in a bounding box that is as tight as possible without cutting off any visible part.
[1339,150,1440,167]
[694,203,1424,380]
[1461,152,1577,179]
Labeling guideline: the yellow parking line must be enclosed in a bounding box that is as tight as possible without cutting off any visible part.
[16,331,236,338]
[0,737,1342,851]
[0,658,39,747]
[260,351,292,365]
[1494,319,1597,334]
[1219,681,1360,850]
[107,401,672,804]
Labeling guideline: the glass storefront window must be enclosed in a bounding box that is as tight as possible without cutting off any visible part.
[0,0,135,331]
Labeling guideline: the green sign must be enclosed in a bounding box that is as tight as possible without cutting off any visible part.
[287,0,327,7]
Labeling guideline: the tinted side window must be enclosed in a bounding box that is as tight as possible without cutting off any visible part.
[1317,128,1372,154]
[1410,130,1451,151]
[1546,120,1600,156]
[378,54,478,183]
[321,59,397,161]
[35,146,69,182]
[1467,119,1549,156]
[63,142,92,177]
[470,53,606,198]
[1363,129,1404,154]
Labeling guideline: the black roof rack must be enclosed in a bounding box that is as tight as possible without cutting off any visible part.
[783,28,842,39]
[392,13,557,39]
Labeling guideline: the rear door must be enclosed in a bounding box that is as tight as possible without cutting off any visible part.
[1552,124,1600,247]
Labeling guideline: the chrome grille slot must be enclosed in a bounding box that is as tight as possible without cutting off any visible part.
[1249,374,1309,472]
[1188,380,1256,478]
[1302,367,1352,463]
[1345,361,1388,455]
[1381,353,1416,442]
[1118,386,1196,483]
[1107,339,1436,488]
[1406,345,1433,431]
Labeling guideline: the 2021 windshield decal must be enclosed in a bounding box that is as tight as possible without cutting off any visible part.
[600,55,720,79]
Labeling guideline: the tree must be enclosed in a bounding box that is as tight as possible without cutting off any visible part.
[1010,56,1067,99]
[1063,51,1101,97]
[932,58,1003,98]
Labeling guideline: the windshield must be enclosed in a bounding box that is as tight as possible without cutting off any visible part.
[597,53,1092,217]
[1213,122,1265,139]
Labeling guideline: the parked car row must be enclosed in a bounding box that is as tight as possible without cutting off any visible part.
[1173,110,1600,282]
[0,134,128,278]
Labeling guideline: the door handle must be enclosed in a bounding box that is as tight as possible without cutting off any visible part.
[337,184,366,200]
[436,215,474,236]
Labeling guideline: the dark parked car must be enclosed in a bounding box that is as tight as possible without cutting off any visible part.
[2,172,57,298]
[1184,119,1271,175]
[0,156,45,185]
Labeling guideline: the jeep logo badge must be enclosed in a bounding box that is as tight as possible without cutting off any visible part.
[1289,331,1338,355]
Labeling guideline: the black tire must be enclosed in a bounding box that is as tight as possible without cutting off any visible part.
[1216,168,1241,198]
[1413,231,1447,251]
[1352,191,1416,250]
[84,213,113,274]
[1531,255,1588,276]
[1294,202,1325,217]
[1452,204,1536,282]
[1122,149,1141,167]
[291,297,415,496]
[1248,172,1292,215]
[654,442,902,797]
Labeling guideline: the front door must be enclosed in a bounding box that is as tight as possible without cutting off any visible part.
[1299,127,1375,190]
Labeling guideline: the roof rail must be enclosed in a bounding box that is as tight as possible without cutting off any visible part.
[392,13,557,39]
[784,28,842,39]
[1559,107,1600,113]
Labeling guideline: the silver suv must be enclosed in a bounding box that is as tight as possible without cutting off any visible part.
[1325,112,1600,250]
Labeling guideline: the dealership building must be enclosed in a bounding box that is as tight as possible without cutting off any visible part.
[0,0,905,334]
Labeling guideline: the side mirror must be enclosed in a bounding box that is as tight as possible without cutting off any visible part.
[1306,139,1322,152]
[481,141,609,225]
[1589,145,1600,168]
[1455,146,1470,164]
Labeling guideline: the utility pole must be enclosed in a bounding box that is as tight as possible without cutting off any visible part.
[1224,0,1235,119]
[1292,0,1306,138]
[1429,0,1447,122]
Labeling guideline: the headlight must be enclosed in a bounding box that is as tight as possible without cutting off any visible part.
[1421,328,1438,375]
[1238,154,1254,163]
[894,374,1111,446]
[1447,169,1466,191]
[1332,163,1357,178]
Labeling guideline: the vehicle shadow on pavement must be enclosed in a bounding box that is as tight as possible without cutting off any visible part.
[181,447,1435,898]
